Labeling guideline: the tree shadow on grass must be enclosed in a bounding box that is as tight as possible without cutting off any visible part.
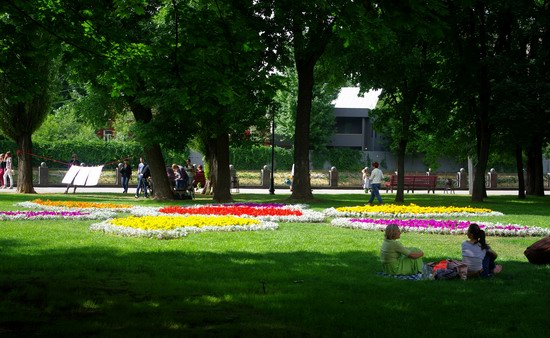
[1,237,549,337]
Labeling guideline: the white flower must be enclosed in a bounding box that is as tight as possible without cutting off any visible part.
[90,219,279,239]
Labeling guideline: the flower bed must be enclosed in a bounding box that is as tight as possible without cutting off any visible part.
[131,203,326,223]
[90,215,278,239]
[325,204,504,218]
[331,218,550,237]
[17,199,133,213]
[0,210,116,221]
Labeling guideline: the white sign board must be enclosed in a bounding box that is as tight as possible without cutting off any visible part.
[61,165,104,186]
[62,165,81,184]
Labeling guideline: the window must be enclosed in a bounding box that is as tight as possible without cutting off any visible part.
[335,117,363,134]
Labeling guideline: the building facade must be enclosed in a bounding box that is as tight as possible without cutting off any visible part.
[330,87,385,151]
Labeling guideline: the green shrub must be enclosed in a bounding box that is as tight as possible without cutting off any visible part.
[312,148,363,170]
[230,146,293,171]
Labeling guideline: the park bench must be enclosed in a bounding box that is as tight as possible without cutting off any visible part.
[385,175,438,194]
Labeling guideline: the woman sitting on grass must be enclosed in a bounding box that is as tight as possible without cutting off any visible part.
[380,224,424,275]
[462,223,502,277]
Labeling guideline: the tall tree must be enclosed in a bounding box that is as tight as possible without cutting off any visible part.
[168,0,277,202]
[345,1,448,203]
[32,0,191,200]
[255,0,359,201]
[0,1,61,193]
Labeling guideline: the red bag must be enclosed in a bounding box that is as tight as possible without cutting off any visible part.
[524,236,550,265]
[432,260,447,273]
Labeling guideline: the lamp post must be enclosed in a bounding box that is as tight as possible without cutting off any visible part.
[269,109,275,194]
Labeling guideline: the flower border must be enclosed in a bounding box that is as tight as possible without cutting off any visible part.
[90,217,279,239]
[324,204,504,218]
[330,218,550,237]
[16,200,134,213]
[0,210,117,221]
[131,205,326,223]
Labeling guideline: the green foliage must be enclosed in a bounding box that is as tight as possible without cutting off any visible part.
[0,3,61,140]
[33,107,98,143]
[229,146,293,171]
[32,140,143,169]
[311,147,363,170]
[273,66,339,150]
[229,146,362,171]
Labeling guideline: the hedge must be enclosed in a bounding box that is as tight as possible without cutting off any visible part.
[1,139,364,171]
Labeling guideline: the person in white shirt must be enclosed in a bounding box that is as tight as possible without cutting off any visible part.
[2,151,14,189]
[462,223,502,277]
[135,157,146,198]
[362,167,370,192]
[367,162,384,205]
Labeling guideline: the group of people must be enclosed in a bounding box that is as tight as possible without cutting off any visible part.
[0,151,14,189]
[381,223,503,278]
[167,159,206,191]
[126,157,206,198]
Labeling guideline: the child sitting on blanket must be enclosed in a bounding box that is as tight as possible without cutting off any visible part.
[380,224,424,275]
[462,223,502,277]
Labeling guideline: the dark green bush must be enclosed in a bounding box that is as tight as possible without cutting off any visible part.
[230,146,293,171]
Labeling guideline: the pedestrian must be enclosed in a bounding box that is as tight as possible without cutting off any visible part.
[64,153,81,194]
[2,151,14,189]
[173,164,184,190]
[0,153,5,188]
[135,157,146,198]
[367,161,384,205]
[184,158,195,186]
[140,163,151,197]
[362,167,370,193]
[194,164,206,188]
[120,160,132,194]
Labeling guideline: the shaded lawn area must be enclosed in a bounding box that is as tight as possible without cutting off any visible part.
[1,192,549,336]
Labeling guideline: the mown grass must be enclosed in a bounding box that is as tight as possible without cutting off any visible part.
[1,192,549,337]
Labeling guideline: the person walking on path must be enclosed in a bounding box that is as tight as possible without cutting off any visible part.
[2,151,14,189]
[120,160,132,194]
[367,161,384,205]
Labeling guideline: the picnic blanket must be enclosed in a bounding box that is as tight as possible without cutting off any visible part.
[376,272,423,281]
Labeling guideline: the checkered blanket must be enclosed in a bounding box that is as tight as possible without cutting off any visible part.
[377,272,423,281]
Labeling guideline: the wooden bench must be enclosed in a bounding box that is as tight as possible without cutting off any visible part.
[385,175,438,194]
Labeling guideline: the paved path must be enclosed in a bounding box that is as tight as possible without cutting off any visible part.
[0,186,522,196]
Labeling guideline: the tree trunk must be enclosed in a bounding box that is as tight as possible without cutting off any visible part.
[208,133,232,203]
[16,134,36,194]
[471,2,491,203]
[472,131,490,203]
[127,96,174,200]
[526,140,545,196]
[515,145,526,199]
[395,138,406,203]
[144,144,173,200]
[291,57,315,201]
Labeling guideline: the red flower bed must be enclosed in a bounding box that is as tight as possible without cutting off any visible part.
[159,205,302,217]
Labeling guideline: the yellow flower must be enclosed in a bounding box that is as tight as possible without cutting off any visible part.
[110,215,260,230]
[335,203,495,215]
[33,199,132,209]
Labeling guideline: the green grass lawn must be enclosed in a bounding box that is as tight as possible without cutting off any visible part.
[1,192,549,337]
